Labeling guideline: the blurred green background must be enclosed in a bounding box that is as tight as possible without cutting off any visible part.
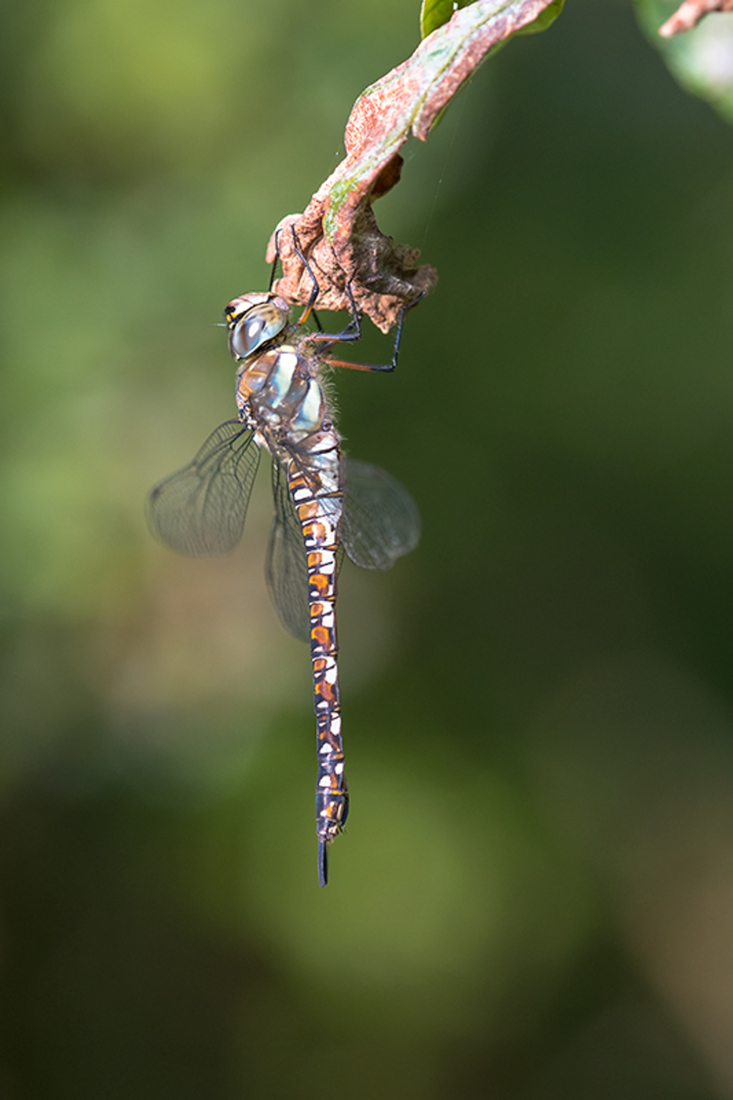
[2,0,733,1096]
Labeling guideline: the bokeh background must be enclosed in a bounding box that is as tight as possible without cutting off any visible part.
[2,0,733,1095]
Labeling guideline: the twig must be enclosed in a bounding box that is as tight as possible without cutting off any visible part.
[659,0,733,38]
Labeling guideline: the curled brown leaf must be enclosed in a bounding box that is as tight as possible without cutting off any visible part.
[266,0,559,332]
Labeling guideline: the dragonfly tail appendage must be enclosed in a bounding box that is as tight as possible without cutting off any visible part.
[288,458,349,886]
[318,838,329,888]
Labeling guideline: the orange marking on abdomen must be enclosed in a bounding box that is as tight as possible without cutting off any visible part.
[311,625,332,648]
[303,521,328,541]
[315,680,338,704]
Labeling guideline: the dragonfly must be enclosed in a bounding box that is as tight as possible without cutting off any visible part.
[147,249,421,886]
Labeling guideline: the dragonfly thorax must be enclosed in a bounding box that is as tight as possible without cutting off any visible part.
[236,346,327,442]
[225,292,290,361]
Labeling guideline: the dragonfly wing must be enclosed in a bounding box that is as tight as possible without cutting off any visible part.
[147,419,260,555]
[341,459,421,570]
[266,459,310,642]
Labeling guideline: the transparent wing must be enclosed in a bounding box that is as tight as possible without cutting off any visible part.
[147,419,260,555]
[341,459,421,570]
[266,459,310,642]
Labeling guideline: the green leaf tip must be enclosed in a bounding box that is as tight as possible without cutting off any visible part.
[420,0,563,40]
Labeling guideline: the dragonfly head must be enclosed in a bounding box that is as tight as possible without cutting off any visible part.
[224,292,290,360]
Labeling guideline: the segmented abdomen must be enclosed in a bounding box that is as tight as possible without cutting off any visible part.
[288,451,348,888]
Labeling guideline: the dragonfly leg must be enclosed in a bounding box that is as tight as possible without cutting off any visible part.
[288,226,362,342]
[323,356,392,374]
[289,227,425,368]
[269,228,282,292]
[290,226,324,328]
[322,290,426,373]
[271,226,326,334]
[383,289,425,370]
[306,277,362,346]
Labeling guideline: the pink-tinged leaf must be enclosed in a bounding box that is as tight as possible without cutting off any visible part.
[267,0,562,331]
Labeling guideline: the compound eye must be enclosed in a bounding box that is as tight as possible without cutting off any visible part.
[228,302,288,360]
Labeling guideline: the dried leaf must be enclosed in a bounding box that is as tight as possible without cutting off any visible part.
[267,0,561,332]
[659,0,733,35]
[637,0,733,122]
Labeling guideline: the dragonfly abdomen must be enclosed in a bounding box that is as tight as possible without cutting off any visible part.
[287,454,348,888]
[240,329,348,886]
